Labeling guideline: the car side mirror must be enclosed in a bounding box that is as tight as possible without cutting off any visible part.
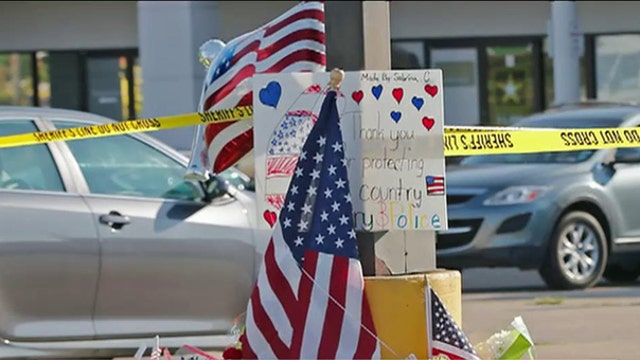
[162,180,207,202]
[614,148,640,164]
[202,177,234,202]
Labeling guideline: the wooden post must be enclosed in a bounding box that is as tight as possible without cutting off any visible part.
[325,1,437,276]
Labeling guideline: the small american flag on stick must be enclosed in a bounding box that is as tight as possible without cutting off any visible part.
[427,285,480,360]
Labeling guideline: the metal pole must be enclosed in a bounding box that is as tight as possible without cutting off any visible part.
[551,0,581,105]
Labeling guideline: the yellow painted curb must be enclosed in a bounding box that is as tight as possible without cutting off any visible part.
[364,269,462,359]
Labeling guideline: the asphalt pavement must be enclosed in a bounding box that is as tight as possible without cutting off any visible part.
[461,268,640,360]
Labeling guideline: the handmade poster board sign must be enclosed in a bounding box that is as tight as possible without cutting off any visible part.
[253,70,448,232]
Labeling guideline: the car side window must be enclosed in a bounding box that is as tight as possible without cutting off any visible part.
[0,120,65,192]
[52,121,199,200]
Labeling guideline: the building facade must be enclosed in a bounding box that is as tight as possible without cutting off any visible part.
[1,1,640,151]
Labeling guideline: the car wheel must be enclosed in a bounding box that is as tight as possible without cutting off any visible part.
[603,264,640,283]
[539,211,608,290]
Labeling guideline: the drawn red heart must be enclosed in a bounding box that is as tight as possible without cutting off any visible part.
[352,90,364,104]
[392,88,404,104]
[422,116,435,131]
[263,210,277,228]
[424,85,438,97]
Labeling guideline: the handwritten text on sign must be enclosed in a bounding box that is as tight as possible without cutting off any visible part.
[253,70,448,232]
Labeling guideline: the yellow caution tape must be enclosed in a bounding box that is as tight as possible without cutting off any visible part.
[445,125,555,132]
[0,106,253,149]
[444,127,640,156]
[0,105,637,157]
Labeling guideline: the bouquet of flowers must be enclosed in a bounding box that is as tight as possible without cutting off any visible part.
[474,316,535,360]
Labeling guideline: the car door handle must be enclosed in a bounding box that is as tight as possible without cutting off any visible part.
[99,211,131,230]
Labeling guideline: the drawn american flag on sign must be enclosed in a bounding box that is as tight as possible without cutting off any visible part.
[240,90,380,359]
[426,175,445,196]
[193,1,326,175]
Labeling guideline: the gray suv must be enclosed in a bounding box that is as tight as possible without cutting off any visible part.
[438,104,640,290]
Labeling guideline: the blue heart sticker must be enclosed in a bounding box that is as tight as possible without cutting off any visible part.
[371,84,383,100]
[390,111,402,123]
[259,81,282,108]
[411,96,424,111]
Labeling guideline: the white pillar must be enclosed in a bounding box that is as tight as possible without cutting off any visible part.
[362,1,391,70]
[361,1,437,273]
[551,0,581,105]
[137,1,219,152]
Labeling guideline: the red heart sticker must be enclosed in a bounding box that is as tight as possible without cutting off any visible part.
[352,90,364,104]
[424,85,438,97]
[306,84,322,93]
[392,88,404,104]
[422,117,435,131]
[263,210,277,228]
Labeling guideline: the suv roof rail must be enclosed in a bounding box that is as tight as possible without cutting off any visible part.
[547,100,640,111]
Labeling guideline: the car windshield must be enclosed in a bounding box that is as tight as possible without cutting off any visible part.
[459,116,625,165]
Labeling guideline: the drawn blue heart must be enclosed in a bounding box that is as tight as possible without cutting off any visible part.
[371,84,383,100]
[259,81,282,108]
[390,111,402,123]
[411,96,424,111]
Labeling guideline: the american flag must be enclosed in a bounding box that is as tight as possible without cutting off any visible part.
[427,286,480,360]
[426,175,445,196]
[193,0,326,175]
[239,90,381,359]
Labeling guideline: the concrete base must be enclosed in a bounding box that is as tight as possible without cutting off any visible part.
[365,270,462,360]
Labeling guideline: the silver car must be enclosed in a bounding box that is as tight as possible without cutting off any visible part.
[438,103,640,290]
[0,106,268,359]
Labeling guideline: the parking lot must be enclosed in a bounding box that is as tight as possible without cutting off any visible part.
[462,268,640,360]
[114,268,638,360]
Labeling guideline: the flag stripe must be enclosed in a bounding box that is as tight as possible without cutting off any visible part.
[264,8,325,37]
[204,92,252,144]
[433,341,482,360]
[354,289,380,359]
[271,223,302,290]
[208,120,253,174]
[244,297,279,359]
[289,250,318,358]
[299,252,332,359]
[264,241,297,331]
[263,49,326,74]
[258,30,325,61]
[258,241,294,346]
[204,65,255,110]
[239,332,257,359]
[248,288,290,359]
[317,255,349,359]
[334,259,365,359]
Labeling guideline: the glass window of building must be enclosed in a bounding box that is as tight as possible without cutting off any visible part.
[33,50,140,121]
[0,53,34,106]
[485,44,536,125]
[392,41,425,69]
[595,34,640,103]
[36,51,51,108]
